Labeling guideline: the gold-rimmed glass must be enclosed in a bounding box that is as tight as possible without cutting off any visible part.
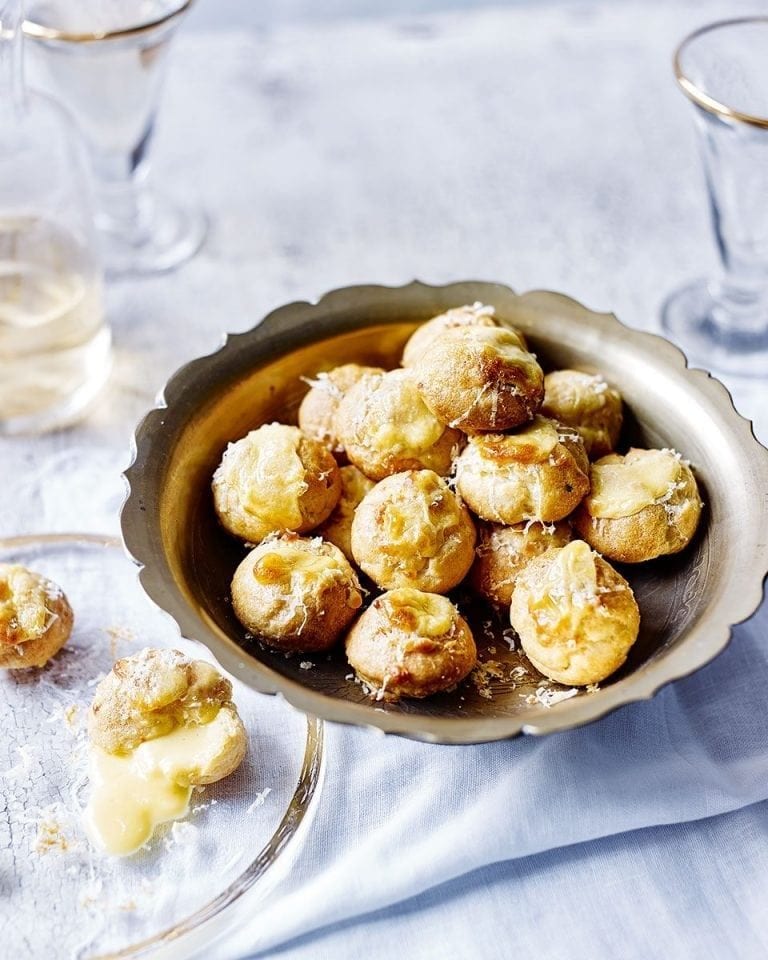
[662,17,768,378]
[23,1,206,276]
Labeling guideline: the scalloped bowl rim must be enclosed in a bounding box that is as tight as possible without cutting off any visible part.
[120,279,768,744]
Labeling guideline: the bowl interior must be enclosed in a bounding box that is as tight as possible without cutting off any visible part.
[145,282,749,740]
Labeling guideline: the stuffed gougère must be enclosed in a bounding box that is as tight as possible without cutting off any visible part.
[0,567,250,856]
[211,302,703,700]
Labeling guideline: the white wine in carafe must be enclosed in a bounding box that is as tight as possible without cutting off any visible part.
[0,216,110,430]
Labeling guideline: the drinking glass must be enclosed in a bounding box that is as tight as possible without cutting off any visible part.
[662,17,768,378]
[1,0,110,435]
[23,0,205,276]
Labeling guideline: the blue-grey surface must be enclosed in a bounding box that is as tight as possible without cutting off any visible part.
[186,0,601,30]
[2,1,767,958]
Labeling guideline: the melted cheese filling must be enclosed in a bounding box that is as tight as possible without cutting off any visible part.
[384,589,455,636]
[473,416,559,466]
[504,417,560,462]
[587,450,682,519]
[85,710,230,856]
[254,543,344,585]
[236,425,308,530]
[378,474,459,561]
[526,541,600,632]
[368,375,445,453]
[0,565,57,640]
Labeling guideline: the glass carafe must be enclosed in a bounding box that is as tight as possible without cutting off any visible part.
[0,0,109,435]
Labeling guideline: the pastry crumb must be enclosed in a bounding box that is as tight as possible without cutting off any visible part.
[79,879,104,908]
[64,703,80,729]
[163,820,198,852]
[106,625,135,660]
[34,817,71,854]
[501,627,518,651]
[470,659,506,699]
[246,788,272,814]
[522,684,580,708]
[3,744,36,781]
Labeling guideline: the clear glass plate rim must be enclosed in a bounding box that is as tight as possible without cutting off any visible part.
[0,531,325,960]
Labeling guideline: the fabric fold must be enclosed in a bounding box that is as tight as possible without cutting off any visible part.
[215,602,768,958]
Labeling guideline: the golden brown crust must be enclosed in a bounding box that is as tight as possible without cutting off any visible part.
[455,417,590,524]
[470,520,572,607]
[87,648,244,776]
[572,448,703,563]
[351,470,476,592]
[296,433,343,526]
[298,363,385,453]
[401,302,516,367]
[510,541,640,685]
[334,369,463,481]
[231,535,363,652]
[315,465,375,561]
[541,370,623,459]
[212,423,341,543]
[413,326,544,432]
[0,564,74,669]
[345,588,477,701]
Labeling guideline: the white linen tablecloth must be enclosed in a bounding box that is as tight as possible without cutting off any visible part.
[3,2,767,958]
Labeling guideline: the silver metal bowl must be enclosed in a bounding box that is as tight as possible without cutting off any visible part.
[121,280,768,744]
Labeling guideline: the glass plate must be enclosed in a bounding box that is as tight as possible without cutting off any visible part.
[0,533,324,960]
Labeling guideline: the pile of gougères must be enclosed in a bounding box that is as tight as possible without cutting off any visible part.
[211,303,703,701]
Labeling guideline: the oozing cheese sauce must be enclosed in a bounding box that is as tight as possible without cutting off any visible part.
[85,711,229,856]
[587,450,682,519]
